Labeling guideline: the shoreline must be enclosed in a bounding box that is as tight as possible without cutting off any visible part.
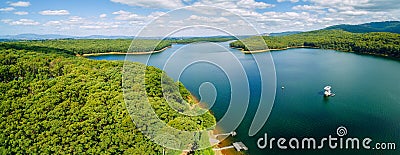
[237,46,315,54]
[239,46,399,60]
[189,95,232,155]
[209,126,234,155]
[78,46,170,57]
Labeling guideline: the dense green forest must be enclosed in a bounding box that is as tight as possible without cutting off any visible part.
[324,21,400,33]
[230,30,400,59]
[167,36,235,44]
[7,39,171,55]
[0,42,216,154]
[2,36,235,56]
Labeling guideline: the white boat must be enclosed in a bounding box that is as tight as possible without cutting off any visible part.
[324,86,335,97]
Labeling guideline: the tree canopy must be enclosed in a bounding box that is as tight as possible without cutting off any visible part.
[0,42,216,154]
[230,30,400,59]
[2,36,236,56]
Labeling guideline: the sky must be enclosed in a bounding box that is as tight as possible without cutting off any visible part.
[0,0,399,36]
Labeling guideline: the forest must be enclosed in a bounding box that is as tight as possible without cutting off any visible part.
[8,39,171,55]
[324,21,400,33]
[0,42,216,154]
[3,36,236,56]
[230,30,400,59]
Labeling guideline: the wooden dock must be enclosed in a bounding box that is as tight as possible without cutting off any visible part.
[232,142,248,151]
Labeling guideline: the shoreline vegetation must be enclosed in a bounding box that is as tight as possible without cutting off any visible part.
[79,46,171,56]
[230,30,400,60]
[235,45,316,54]
[2,36,235,56]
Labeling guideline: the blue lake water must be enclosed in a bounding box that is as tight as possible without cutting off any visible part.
[87,42,400,155]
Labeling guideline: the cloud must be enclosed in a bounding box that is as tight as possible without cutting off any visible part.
[99,14,107,18]
[0,7,15,11]
[43,21,62,26]
[9,1,31,7]
[353,0,400,11]
[112,10,144,21]
[65,16,85,24]
[340,10,369,16]
[148,11,166,18]
[193,0,274,10]
[39,10,70,15]
[2,19,39,25]
[292,5,324,11]
[14,11,29,15]
[42,16,122,31]
[187,15,230,23]
[80,24,119,29]
[277,0,299,3]
[236,0,275,9]
[110,0,184,9]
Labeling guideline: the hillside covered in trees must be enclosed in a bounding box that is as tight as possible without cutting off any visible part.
[9,39,171,55]
[324,21,400,33]
[230,30,400,59]
[3,36,236,56]
[0,42,216,154]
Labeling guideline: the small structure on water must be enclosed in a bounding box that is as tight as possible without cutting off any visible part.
[211,131,248,152]
[324,86,335,97]
[232,142,248,151]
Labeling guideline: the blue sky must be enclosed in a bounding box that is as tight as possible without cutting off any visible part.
[0,0,399,36]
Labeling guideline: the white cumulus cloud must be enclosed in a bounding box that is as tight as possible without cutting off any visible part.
[2,19,39,26]
[277,0,299,3]
[43,21,62,26]
[0,7,15,12]
[14,11,29,15]
[112,10,144,21]
[39,10,70,15]
[99,14,107,18]
[236,0,275,9]
[110,0,184,9]
[9,1,31,7]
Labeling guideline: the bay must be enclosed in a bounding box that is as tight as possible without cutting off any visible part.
[87,42,400,155]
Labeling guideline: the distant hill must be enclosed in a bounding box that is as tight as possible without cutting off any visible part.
[266,31,303,36]
[324,21,400,33]
[0,34,133,40]
[0,34,238,41]
[0,34,73,40]
[77,35,133,39]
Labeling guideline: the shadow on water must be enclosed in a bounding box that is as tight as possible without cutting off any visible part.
[318,91,331,104]
[322,95,330,104]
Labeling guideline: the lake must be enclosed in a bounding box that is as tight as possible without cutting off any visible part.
[87,42,400,155]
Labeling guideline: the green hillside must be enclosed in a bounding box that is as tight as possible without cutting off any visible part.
[230,30,400,59]
[324,21,400,33]
[0,43,215,154]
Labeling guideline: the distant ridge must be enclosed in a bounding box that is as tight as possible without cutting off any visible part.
[324,21,400,33]
[2,21,399,41]
[266,31,303,36]
[0,34,134,40]
[0,34,236,41]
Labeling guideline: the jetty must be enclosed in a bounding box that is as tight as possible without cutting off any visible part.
[209,131,248,152]
[212,142,248,151]
[214,131,237,137]
[232,142,248,151]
